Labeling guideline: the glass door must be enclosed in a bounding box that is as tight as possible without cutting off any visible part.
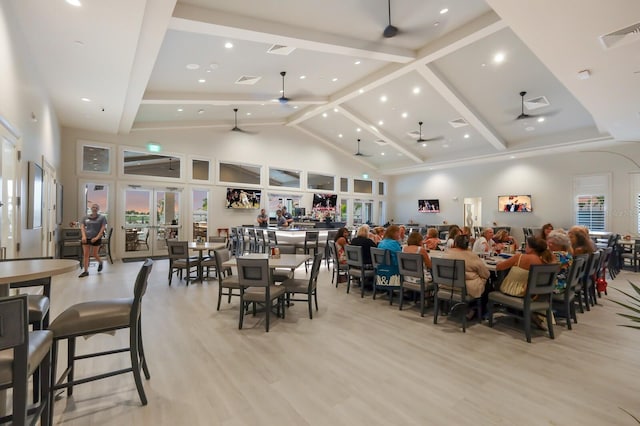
[0,137,17,259]
[122,187,181,258]
[353,199,373,226]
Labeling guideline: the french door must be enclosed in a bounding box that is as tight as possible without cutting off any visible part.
[0,136,18,259]
[121,186,182,258]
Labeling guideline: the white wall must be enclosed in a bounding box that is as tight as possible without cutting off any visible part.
[0,2,61,257]
[388,143,640,243]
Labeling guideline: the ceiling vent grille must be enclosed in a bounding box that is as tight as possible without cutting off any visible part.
[524,96,550,110]
[235,76,262,85]
[374,139,387,146]
[600,22,640,49]
[267,44,296,55]
[448,118,468,128]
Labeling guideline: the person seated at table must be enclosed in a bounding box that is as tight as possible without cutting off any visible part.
[493,229,517,252]
[473,228,503,254]
[334,227,351,275]
[461,226,475,246]
[546,230,574,294]
[404,231,432,269]
[496,237,554,296]
[372,226,385,244]
[350,225,378,267]
[568,226,594,255]
[446,225,461,249]
[444,234,490,319]
[378,225,402,265]
[539,223,554,240]
[256,208,268,228]
[275,209,288,227]
[398,225,407,243]
[422,227,440,251]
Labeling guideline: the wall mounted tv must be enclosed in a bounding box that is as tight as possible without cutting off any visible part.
[226,188,261,209]
[418,199,440,213]
[498,195,532,212]
[313,193,337,209]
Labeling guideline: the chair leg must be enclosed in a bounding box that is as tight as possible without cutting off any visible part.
[265,299,271,332]
[524,311,532,343]
[239,299,245,329]
[138,320,151,380]
[308,293,313,319]
[434,297,439,324]
[420,289,425,317]
[67,337,76,396]
[49,340,59,423]
[547,309,555,339]
[40,348,51,426]
[217,284,223,311]
[488,300,494,327]
[566,301,573,330]
[130,324,148,405]
[314,290,319,311]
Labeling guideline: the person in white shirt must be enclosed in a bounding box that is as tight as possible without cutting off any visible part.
[472,228,502,253]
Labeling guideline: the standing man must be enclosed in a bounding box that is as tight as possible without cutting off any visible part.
[257,208,269,228]
[281,207,294,226]
[79,203,107,277]
[276,209,288,227]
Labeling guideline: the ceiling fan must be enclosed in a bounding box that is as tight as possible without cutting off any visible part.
[414,121,443,143]
[278,71,290,104]
[353,139,371,157]
[383,0,399,38]
[230,108,257,134]
[515,91,558,121]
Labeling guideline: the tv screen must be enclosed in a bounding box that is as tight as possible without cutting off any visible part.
[313,193,337,209]
[418,199,440,213]
[498,195,532,212]
[226,188,261,209]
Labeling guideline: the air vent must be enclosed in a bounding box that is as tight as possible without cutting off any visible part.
[267,44,296,55]
[374,139,387,146]
[448,118,468,128]
[600,22,640,49]
[235,76,262,85]
[524,96,550,111]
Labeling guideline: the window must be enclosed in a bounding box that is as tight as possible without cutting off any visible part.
[192,159,210,181]
[123,150,180,179]
[80,143,111,174]
[308,173,334,190]
[378,181,385,196]
[574,174,609,232]
[218,162,261,185]
[340,177,349,192]
[353,179,373,194]
[269,167,300,188]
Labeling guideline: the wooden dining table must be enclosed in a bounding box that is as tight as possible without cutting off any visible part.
[222,253,310,279]
[188,242,227,281]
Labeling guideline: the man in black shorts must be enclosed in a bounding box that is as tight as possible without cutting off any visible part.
[79,203,107,277]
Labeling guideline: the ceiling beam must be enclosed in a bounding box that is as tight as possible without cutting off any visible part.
[131,120,285,131]
[292,124,378,170]
[170,4,415,64]
[142,91,328,106]
[414,64,506,151]
[339,106,423,164]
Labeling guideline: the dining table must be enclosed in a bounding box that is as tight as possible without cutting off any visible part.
[222,253,310,280]
[188,241,227,281]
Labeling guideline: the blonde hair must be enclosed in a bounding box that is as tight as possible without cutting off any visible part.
[426,228,438,238]
[356,225,370,238]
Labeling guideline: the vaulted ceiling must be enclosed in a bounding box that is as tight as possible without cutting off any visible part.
[9,0,640,173]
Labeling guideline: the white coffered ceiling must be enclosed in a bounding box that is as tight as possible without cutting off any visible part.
[8,0,640,173]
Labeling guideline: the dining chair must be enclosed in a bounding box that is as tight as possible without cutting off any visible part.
[621,240,640,272]
[431,257,477,332]
[328,241,348,286]
[596,246,612,297]
[167,240,200,285]
[48,259,153,420]
[581,250,601,311]
[345,245,375,297]
[370,247,401,305]
[303,231,319,272]
[552,256,585,330]
[237,258,286,332]
[487,263,559,343]
[213,249,240,310]
[255,229,267,253]
[136,228,149,250]
[247,228,258,253]
[282,252,323,319]
[0,294,52,426]
[397,252,433,317]
[324,230,338,269]
[99,227,114,264]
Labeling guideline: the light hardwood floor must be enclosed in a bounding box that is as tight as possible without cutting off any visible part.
[44,259,640,425]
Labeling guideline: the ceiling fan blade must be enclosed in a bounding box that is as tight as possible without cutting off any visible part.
[416,136,444,143]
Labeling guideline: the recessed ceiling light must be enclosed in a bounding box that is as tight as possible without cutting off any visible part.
[481,63,486,67]
[186,63,200,70]
[378,120,384,126]
[354,60,361,65]
[413,87,421,94]
[525,126,535,131]
[293,106,299,109]
[332,78,338,82]
[381,152,385,156]
[333,108,339,113]
[338,134,343,138]
[198,109,205,114]
[224,42,233,49]
[246,112,251,116]
[81,97,91,102]
[422,143,427,147]
[206,70,211,73]
[493,52,505,63]
[464,133,470,139]
[537,117,545,123]
[359,89,364,94]
[299,75,306,79]
[356,128,361,132]
[440,8,449,14]
[510,156,516,159]
[434,21,440,27]
[380,95,387,102]
[198,79,206,83]
[66,0,82,6]
[322,113,328,118]
[401,112,408,118]
[177,108,183,112]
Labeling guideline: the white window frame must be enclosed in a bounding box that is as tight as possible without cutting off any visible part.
[573,174,610,232]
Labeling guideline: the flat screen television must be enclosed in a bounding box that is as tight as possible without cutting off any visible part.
[226,188,261,209]
[418,199,440,213]
[313,193,337,209]
[498,195,532,212]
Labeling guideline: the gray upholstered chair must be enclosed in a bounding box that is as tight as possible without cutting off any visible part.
[237,258,286,332]
[487,263,559,343]
[302,231,319,272]
[212,249,240,310]
[432,257,476,332]
[48,259,153,419]
[370,247,401,304]
[0,294,52,426]
[167,240,200,285]
[324,230,338,268]
[552,256,586,330]
[580,251,601,311]
[397,252,433,317]
[345,245,375,297]
[282,252,323,319]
